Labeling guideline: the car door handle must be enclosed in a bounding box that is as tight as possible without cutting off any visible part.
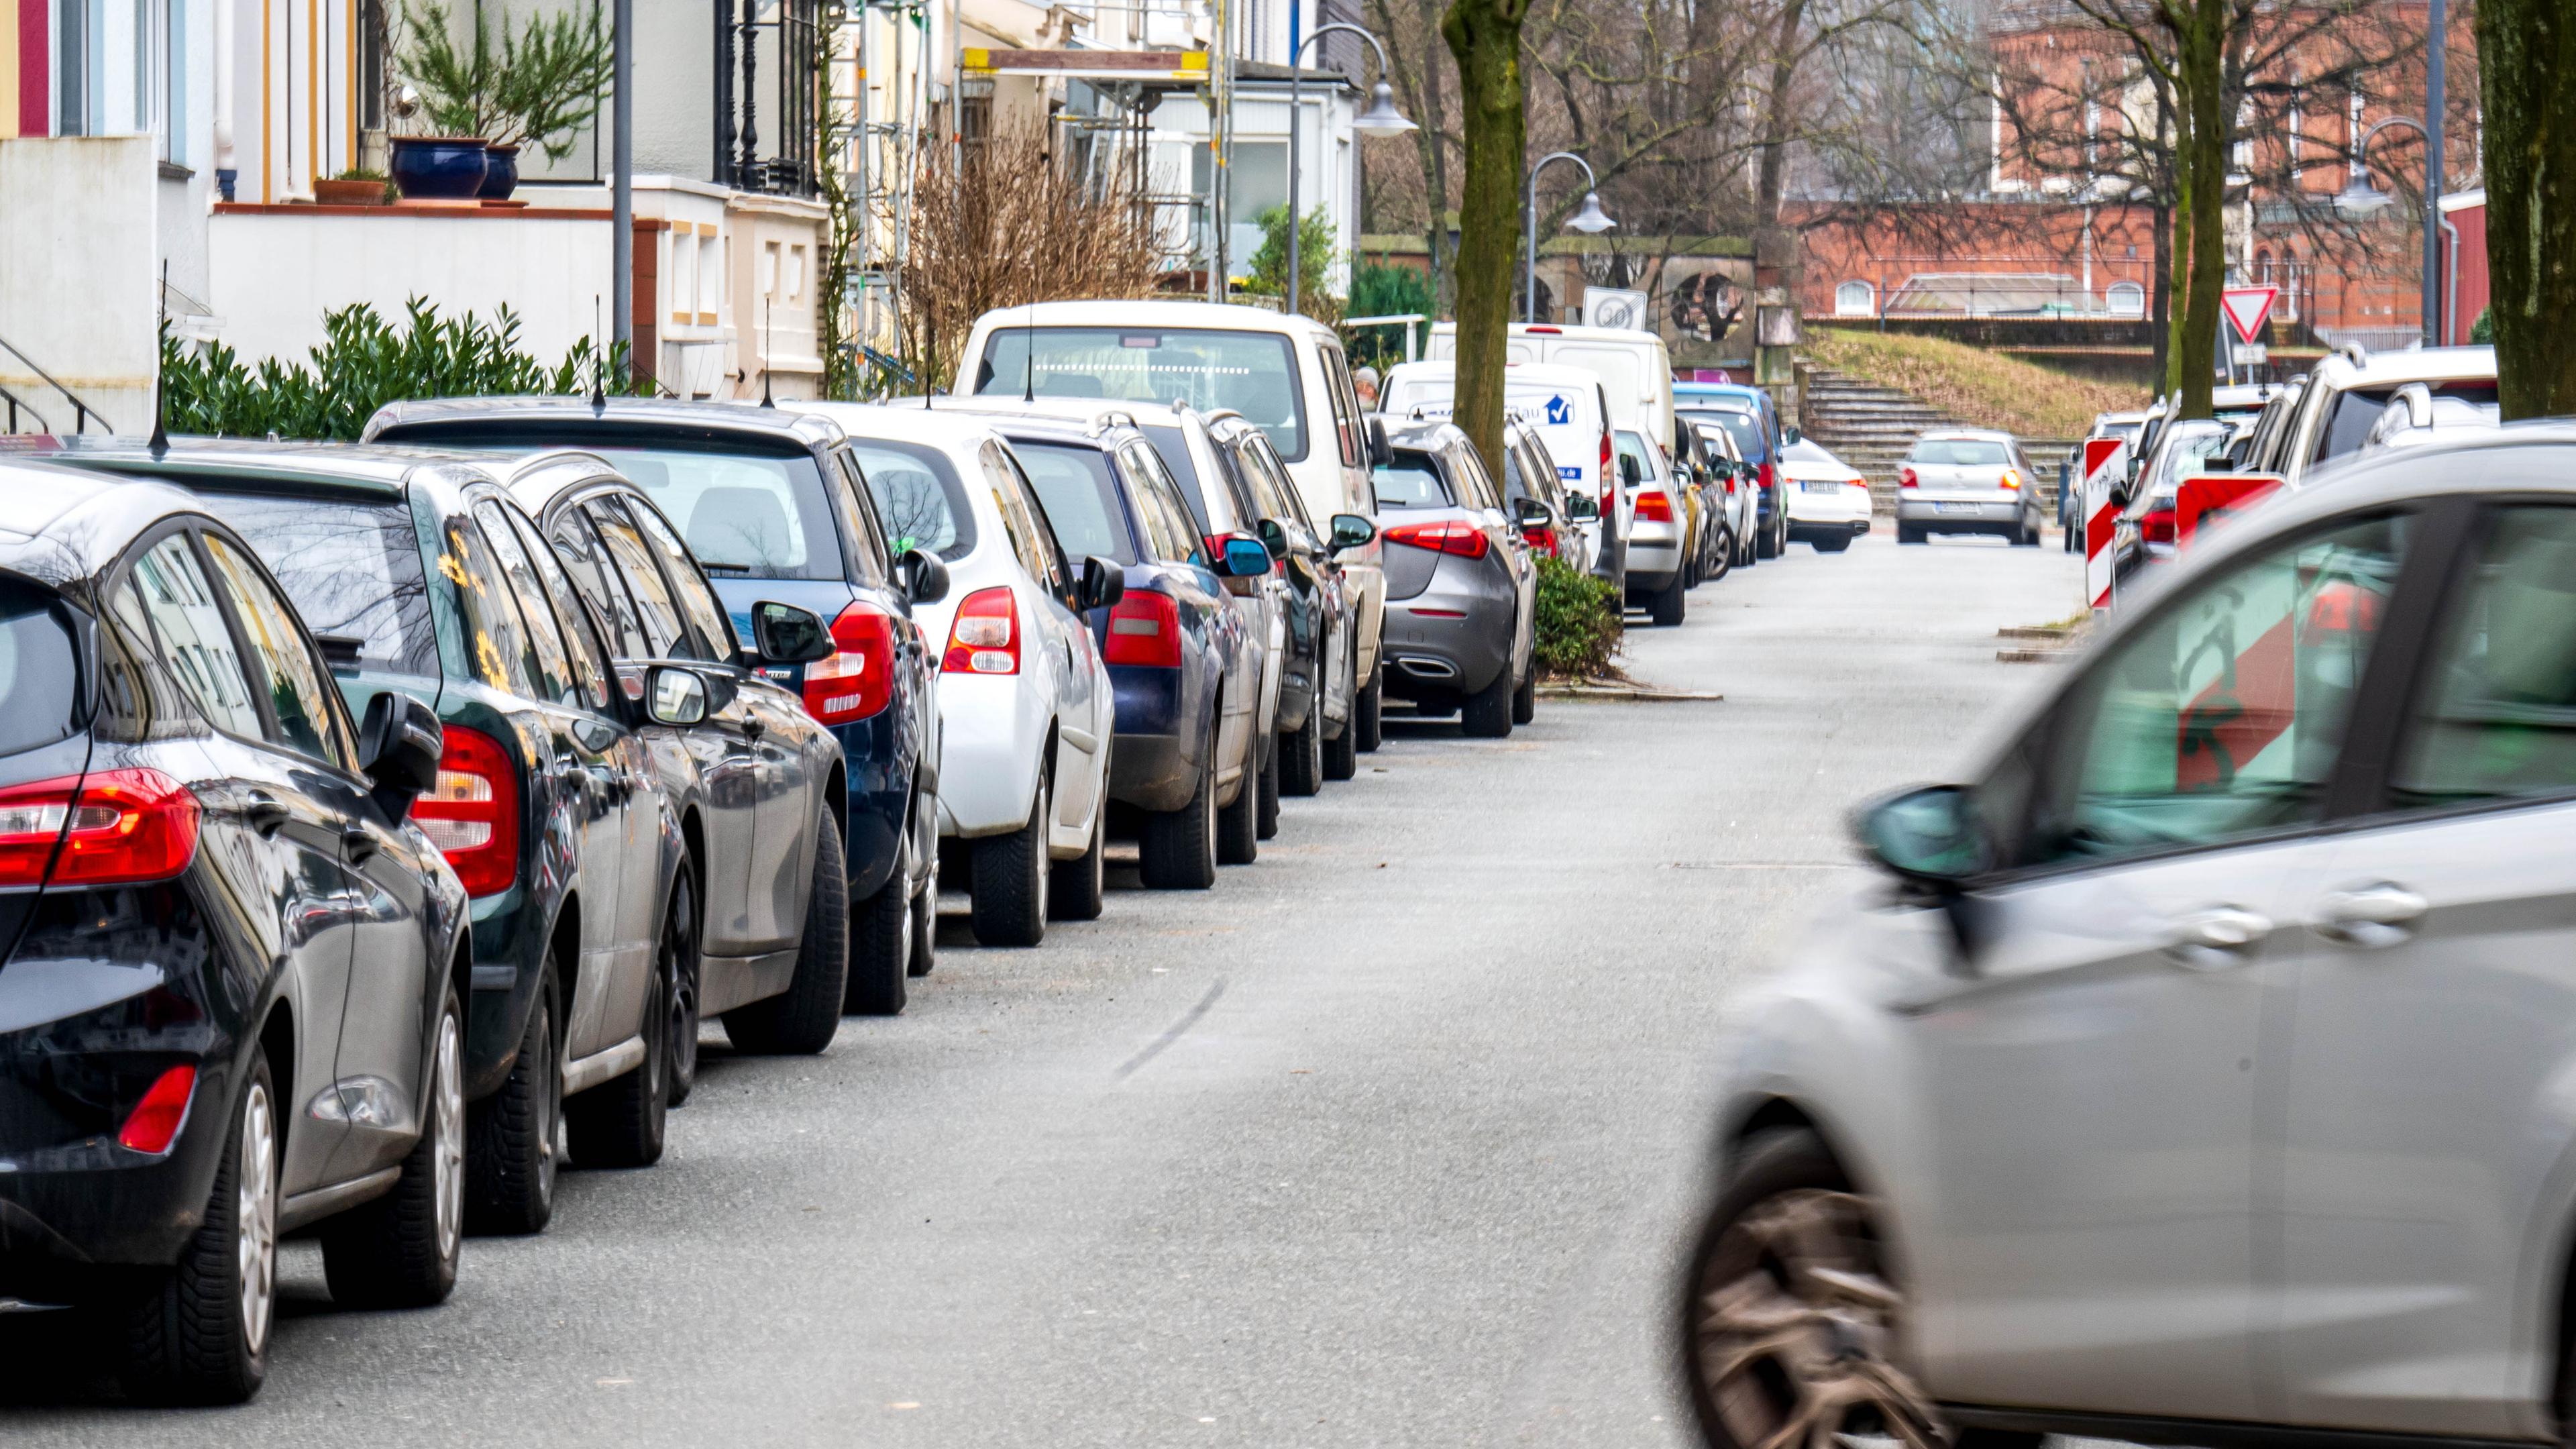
[2312,883,2426,949]
[342,827,380,867]
[244,794,290,837]
[2165,906,2272,971]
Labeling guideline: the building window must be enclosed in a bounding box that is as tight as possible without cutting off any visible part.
[2106,282,2146,317]
[1834,280,1874,317]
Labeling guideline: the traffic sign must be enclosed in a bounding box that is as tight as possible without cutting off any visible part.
[2221,286,2277,345]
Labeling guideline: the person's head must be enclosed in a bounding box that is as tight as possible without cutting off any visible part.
[1352,365,1381,404]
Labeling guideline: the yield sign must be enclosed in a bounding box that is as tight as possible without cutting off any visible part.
[2221,286,2278,345]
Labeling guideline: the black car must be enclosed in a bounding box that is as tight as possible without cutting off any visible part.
[0,461,466,1403]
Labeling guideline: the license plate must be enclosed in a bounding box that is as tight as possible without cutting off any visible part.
[1801,480,1843,494]
[1933,502,1982,515]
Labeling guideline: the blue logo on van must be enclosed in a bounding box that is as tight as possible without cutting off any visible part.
[1544,395,1572,426]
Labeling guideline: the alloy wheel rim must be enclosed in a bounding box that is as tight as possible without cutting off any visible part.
[433,1012,464,1261]
[237,1082,277,1355]
[1033,783,1051,920]
[666,879,698,1089]
[539,1006,561,1201]
[1690,1188,1945,1449]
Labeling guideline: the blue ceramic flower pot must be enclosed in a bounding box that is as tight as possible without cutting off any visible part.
[478,144,519,201]
[389,137,489,201]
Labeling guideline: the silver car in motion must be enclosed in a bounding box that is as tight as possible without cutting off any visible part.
[1683,425,2576,1449]
[1894,429,2042,545]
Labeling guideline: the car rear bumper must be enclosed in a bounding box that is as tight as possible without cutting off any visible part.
[1379,568,1517,697]
[1624,534,1683,590]
[1788,488,1873,525]
[934,673,1048,839]
[1106,667,1199,812]
[1897,497,2025,528]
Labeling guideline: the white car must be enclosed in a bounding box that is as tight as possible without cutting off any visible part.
[1777,435,1872,552]
[785,402,1121,947]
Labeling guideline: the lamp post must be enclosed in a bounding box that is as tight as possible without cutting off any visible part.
[1523,152,1616,323]
[2334,107,2447,345]
[1286,24,1414,316]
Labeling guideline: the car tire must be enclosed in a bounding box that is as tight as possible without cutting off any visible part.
[727,809,851,1044]
[322,988,465,1308]
[566,912,669,1169]
[1138,731,1219,890]
[2015,516,2041,546]
[1511,657,1536,725]
[841,806,913,1016]
[1649,567,1686,627]
[1705,527,1733,583]
[1354,663,1383,753]
[1254,731,1281,839]
[1462,664,1514,739]
[1279,711,1323,798]
[464,967,559,1236]
[116,1048,278,1405]
[1681,1130,1948,1449]
[969,778,1049,948]
[1324,655,1361,780]
[663,861,702,1108]
[906,863,937,978]
[1216,739,1259,865]
[1049,802,1106,921]
[1897,521,1927,544]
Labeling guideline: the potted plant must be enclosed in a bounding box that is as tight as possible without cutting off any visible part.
[315,167,393,206]
[388,137,489,201]
[395,2,610,203]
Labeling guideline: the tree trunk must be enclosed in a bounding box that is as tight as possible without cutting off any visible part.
[2477,0,2576,420]
[1752,0,1810,231]
[1442,0,1528,474]
[2149,198,2174,390]
[2169,0,2227,420]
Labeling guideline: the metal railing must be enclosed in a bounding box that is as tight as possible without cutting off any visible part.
[0,332,104,433]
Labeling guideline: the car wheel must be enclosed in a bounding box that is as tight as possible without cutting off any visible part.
[1511,655,1536,725]
[1681,1130,1947,1449]
[1650,568,1686,627]
[906,861,937,978]
[117,1047,277,1405]
[1461,664,1514,738]
[1216,733,1259,865]
[566,902,669,1169]
[1896,522,1927,544]
[1049,800,1106,921]
[1279,710,1323,798]
[1354,662,1383,753]
[2015,515,2041,546]
[662,865,703,1108]
[841,815,913,1015]
[1138,729,1219,890]
[1323,655,1360,780]
[1254,732,1281,839]
[465,967,559,1235]
[321,987,465,1308]
[727,809,851,1044]
[969,775,1050,948]
[1705,527,1734,583]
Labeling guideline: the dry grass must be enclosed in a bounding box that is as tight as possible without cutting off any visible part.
[1804,327,2151,441]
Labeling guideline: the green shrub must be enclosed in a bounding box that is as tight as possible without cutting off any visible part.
[1346,261,1434,369]
[161,298,630,441]
[1532,555,1622,678]
[2471,306,2493,344]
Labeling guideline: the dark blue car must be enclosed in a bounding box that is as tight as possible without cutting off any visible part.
[362,400,947,1015]
[979,415,1269,890]
[1676,382,1789,561]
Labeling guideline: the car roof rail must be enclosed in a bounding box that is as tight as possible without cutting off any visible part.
[2339,341,2371,369]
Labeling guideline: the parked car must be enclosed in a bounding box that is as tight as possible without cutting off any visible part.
[957,300,1390,759]
[0,460,466,1403]
[1426,321,1677,476]
[1685,418,1750,580]
[361,399,946,1015]
[2063,408,2153,551]
[1778,435,1872,552]
[1499,415,1595,576]
[1676,382,1790,561]
[1668,421,1721,588]
[1894,429,2043,545]
[977,412,1271,886]
[1376,360,1619,590]
[1681,424,2576,1449]
[779,402,1124,945]
[2251,344,2499,488]
[1615,427,1693,626]
[1372,420,1539,735]
[2112,416,2235,579]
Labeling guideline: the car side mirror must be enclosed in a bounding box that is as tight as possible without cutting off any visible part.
[1564,492,1599,521]
[900,548,951,605]
[1618,454,1642,487]
[1364,415,1393,469]
[1079,554,1126,612]
[1513,496,1550,526]
[358,689,444,820]
[647,665,710,726]
[1858,785,1988,883]
[1784,425,1804,445]
[751,600,834,664]
[1256,518,1290,560]
[1220,534,1273,578]
[1328,513,1376,553]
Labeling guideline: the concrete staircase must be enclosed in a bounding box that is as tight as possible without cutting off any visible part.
[1796,367,1958,515]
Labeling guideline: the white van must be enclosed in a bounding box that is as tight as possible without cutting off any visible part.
[1376,360,1623,585]
[1427,323,1676,456]
[958,301,1391,748]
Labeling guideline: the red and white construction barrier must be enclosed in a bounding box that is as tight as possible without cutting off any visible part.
[2082,437,2129,609]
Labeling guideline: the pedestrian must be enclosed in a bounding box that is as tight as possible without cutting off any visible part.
[1352,366,1381,408]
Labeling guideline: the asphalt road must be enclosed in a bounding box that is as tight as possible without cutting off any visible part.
[1,529,2083,1447]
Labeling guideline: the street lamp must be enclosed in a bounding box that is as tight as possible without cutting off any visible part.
[1286,25,1414,317]
[2334,111,2447,345]
[1523,152,1615,324]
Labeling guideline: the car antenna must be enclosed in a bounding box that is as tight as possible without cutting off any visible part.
[760,299,776,408]
[149,260,171,455]
[590,294,608,411]
[1021,300,1036,403]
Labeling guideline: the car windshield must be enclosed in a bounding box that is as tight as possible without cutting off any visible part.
[571,445,841,580]
[2133,423,2231,515]
[0,580,78,757]
[1007,440,1135,564]
[1682,407,1763,461]
[1373,455,1452,508]
[976,327,1308,463]
[2315,380,2503,466]
[1909,439,2011,466]
[842,439,975,561]
[197,494,442,679]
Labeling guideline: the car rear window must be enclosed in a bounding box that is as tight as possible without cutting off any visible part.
[0,580,79,757]
[976,327,1309,462]
[1140,423,1234,534]
[1682,407,1764,462]
[1908,439,2010,466]
[199,494,442,680]
[842,439,975,561]
[1373,455,1452,508]
[2315,380,2502,466]
[1008,441,1135,565]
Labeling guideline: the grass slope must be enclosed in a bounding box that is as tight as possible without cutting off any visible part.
[1805,327,2151,441]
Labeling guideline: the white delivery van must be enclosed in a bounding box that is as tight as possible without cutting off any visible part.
[1428,323,1676,456]
[1376,360,1623,587]
[959,300,1392,747]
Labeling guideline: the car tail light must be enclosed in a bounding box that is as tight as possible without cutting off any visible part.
[118,1063,197,1154]
[1900,467,1919,489]
[1104,589,1183,667]
[1760,462,1775,494]
[1600,432,1612,470]
[411,725,521,898]
[1520,523,1559,556]
[1633,491,1674,524]
[2000,468,2023,491]
[0,769,203,890]
[1527,325,1562,335]
[1724,474,1737,494]
[804,600,899,724]
[1383,520,1491,559]
[942,587,1020,676]
[2142,507,2178,545]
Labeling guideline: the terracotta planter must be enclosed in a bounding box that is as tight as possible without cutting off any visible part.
[388,136,489,201]
[478,144,520,201]
[314,177,389,206]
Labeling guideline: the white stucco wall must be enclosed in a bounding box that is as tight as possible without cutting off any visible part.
[0,137,161,434]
